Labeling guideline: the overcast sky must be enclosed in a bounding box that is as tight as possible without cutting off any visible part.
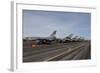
[23,10,91,39]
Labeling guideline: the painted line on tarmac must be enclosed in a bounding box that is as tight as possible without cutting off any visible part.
[45,43,86,61]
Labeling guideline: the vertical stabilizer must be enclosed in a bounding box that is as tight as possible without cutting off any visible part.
[50,30,56,37]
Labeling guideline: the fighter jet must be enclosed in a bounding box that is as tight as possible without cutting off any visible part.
[23,30,57,45]
[77,37,85,42]
[71,36,78,42]
[55,34,74,43]
[62,34,74,43]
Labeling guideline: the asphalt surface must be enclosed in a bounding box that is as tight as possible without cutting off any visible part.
[23,42,91,62]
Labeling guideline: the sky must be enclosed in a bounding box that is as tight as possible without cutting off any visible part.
[23,10,91,40]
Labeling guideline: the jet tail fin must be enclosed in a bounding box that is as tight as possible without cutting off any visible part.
[50,30,56,37]
[66,34,73,38]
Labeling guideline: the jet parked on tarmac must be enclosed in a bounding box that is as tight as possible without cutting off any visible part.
[23,30,57,44]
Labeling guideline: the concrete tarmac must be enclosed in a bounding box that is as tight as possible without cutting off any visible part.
[23,42,91,62]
